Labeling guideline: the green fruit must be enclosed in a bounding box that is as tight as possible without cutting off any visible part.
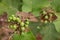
[13,17,16,21]
[18,19,21,23]
[9,17,12,20]
[13,25,17,29]
[16,18,20,21]
[25,19,29,22]
[25,24,28,27]
[43,11,46,14]
[12,15,15,17]
[10,25,13,29]
[8,19,10,22]
[45,15,48,19]
[21,27,25,31]
[25,21,29,25]
[20,22,24,27]
[44,20,48,23]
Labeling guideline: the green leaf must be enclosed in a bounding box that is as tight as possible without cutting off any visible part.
[53,13,60,33]
[0,2,17,16]
[22,0,32,12]
[20,31,36,40]
[40,23,59,40]
[51,0,60,12]
[12,33,20,40]
[12,31,36,40]
[32,0,50,17]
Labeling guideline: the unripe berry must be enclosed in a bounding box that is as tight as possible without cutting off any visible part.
[43,11,46,14]
[16,18,20,22]
[10,25,13,29]
[13,17,16,21]
[9,17,12,20]
[20,22,24,27]
[25,24,28,27]
[25,21,29,25]
[12,15,15,17]
[44,20,48,23]
[45,15,48,19]
[21,27,25,31]
[13,25,17,29]
[8,19,10,22]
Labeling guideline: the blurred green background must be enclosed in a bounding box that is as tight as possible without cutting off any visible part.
[0,0,60,40]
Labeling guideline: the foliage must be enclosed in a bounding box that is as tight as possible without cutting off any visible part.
[0,0,60,40]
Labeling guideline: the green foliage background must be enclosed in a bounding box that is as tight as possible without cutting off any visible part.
[0,0,60,40]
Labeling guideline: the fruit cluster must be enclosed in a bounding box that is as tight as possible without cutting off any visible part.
[8,15,29,34]
[40,8,57,23]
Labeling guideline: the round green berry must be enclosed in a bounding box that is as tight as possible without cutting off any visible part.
[25,21,29,25]
[13,25,17,29]
[44,20,48,23]
[13,17,16,21]
[45,15,48,19]
[25,24,28,27]
[8,19,10,22]
[21,27,25,31]
[43,11,46,14]
[12,15,15,17]
[17,19,21,23]
[20,22,24,27]
[9,17,12,20]
[16,18,20,21]
[10,25,13,29]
